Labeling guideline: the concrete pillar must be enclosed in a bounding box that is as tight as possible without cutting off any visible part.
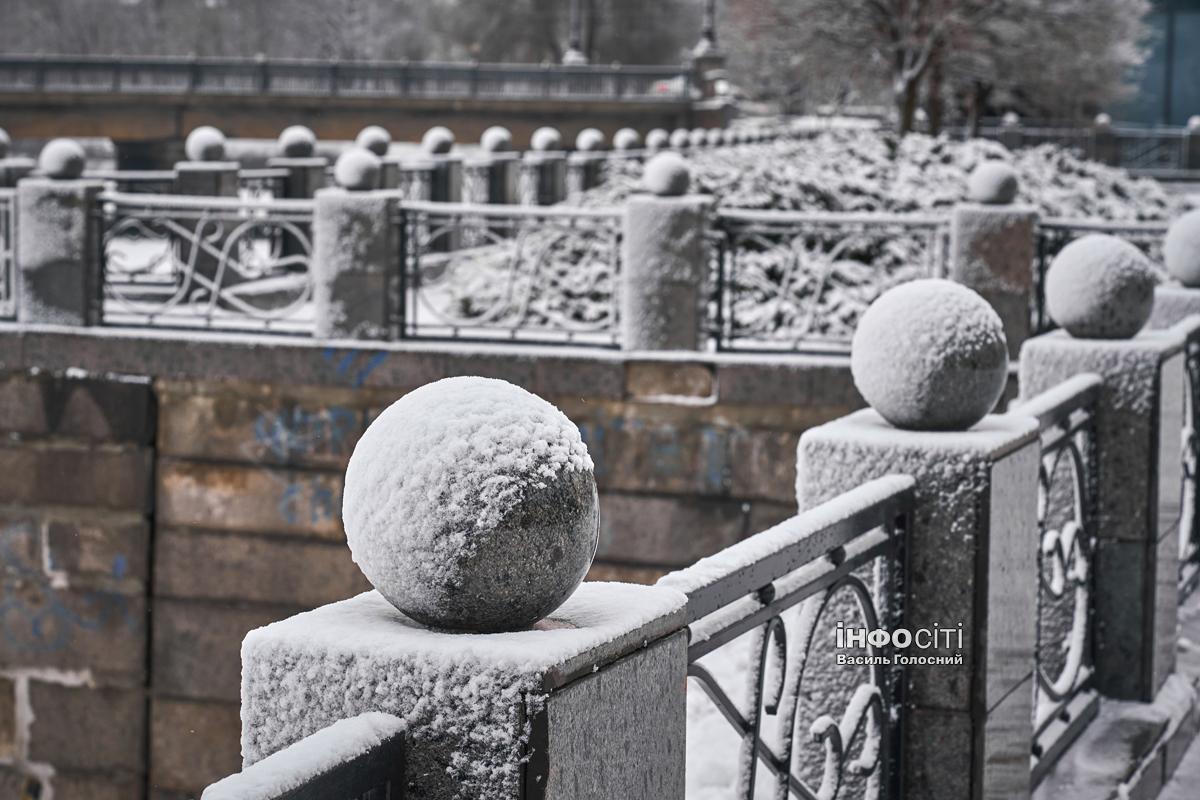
[0,157,35,188]
[239,583,687,799]
[1149,287,1200,329]
[567,152,605,198]
[518,152,566,206]
[798,411,1040,800]
[265,156,328,199]
[949,203,1038,358]
[998,113,1022,151]
[1019,327,1187,701]
[621,193,713,351]
[427,155,462,203]
[1188,120,1200,170]
[16,177,106,325]
[173,161,239,197]
[311,187,399,340]
[463,153,518,205]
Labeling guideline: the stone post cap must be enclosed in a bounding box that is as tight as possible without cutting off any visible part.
[668,128,690,148]
[0,127,9,159]
[334,148,382,191]
[184,126,226,162]
[277,124,317,158]
[1093,113,1114,132]
[688,128,708,147]
[530,126,564,152]
[705,128,724,146]
[645,129,669,151]
[342,376,600,633]
[1188,115,1200,133]
[613,128,641,150]
[355,125,391,156]
[421,126,455,155]
[966,161,1019,205]
[575,128,605,152]
[480,125,513,153]
[642,152,690,197]
[1045,234,1157,338]
[851,279,1009,431]
[37,138,87,179]
[1164,209,1200,288]
[1000,111,1021,128]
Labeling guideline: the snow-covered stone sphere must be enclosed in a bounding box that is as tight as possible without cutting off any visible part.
[480,126,512,153]
[38,138,86,179]
[343,376,598,633]
[1189,116,1200,132]
[644,128,668,150]
[277,125,316,158]
[643,152,689,197]
[669,128,690,148]
[355,126,391,156]
[575,128,605,152]
[1045,234,1156,339]
[422,126,455,154]
[530,127,563,152]
[184,126,226,162]
[1093,113,1113,131]
[688,128,708,147]
[851,279,1008,431]
[0,128,9,159]
[334,147,381,191]
[706,128,724,146]
[967,161,1018,205]
[613,128,640,150]
[1165,209,1200,287]
[1001,111,1020,127]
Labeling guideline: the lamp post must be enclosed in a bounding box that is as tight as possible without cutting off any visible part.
[562,0,588,65]
[695,0,717,55]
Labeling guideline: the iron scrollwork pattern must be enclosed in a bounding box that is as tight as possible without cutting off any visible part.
[98,192,315,334]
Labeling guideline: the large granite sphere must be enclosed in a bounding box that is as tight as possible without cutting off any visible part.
[668,128,690,148]
[422,126,455,155]
[0,128,9,159]
[38,138,86,179]
[343,376,598,633]
[480,126,512,153]
[575,128,605,152]
[613,128,641,151]
[185,126,226,162]
[851,279,1008,431]
[1166,209,1200,287]
[334,148,381,191]
[1045,234,1156,339]
[688,128,708,147]
[967,161,1018,205]
[643,152,689,197]
[530,127,563,152]
[355,126,391,156]
[278,125,316,157]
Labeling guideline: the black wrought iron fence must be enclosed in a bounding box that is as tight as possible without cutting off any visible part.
[0,189,14,320]
[96,191,315,334]
[394,201,622,346]
[83,169,178,194]
[1182,329,1200,599]
[658,475,914,800]
[709,209,951,355]
[1013,373,1102,787]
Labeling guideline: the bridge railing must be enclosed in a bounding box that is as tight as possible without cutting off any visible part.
[0,54,691,101]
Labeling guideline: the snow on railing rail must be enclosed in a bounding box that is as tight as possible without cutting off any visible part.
[658,474,914,800]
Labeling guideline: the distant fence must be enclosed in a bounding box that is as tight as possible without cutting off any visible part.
[0,54,691,102]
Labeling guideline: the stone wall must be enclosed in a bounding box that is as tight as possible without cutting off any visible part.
[0,322,867,799]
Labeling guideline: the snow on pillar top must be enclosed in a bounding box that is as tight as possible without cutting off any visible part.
[333,148,381,191]
[530,126,564,152]
[355,125,391,157]
[342,376,599,633]
[480,126,513,153]
[37,138,86,179]
[850,279,1009,431]
[575,128,605,152]
[184,126,227,162]
[421,126,455,155]
[966,161,1018,205]
[1045,234,1157,338]
[642,152,690,197]
[277,125,317,158]
[0,128,9,159]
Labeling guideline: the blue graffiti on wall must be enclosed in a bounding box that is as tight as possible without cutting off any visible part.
[0,523,137,653]
[254,406,361,460]
[277,478,342,526]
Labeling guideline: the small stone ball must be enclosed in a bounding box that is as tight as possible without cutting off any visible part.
[184,126,226,162]
[277,125,316,158]
[343,376,598,633]
[334,147,381,191]
[645,129,669,151]
[1189,116,1200,132]
[422,126,455,155]
[575,128,605,152]
[480,126,512,153]
[851,279,1008,431]
[1001,111,1021,127]
[967,161,1018,205]
[38,138,86,179]
[355,126,391,156]
[689,128,708,147]
[530,126,563,152]
[1093,113,1113,131]
[643,152,689,197]
[1164,210,1200,287]
[0,128,9,159]
[706,128,724,146]
[1045,234,1157,339]
[669,128,690,148]
[613,128,640,150]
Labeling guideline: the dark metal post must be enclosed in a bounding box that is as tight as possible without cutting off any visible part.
[698,0,717,52]
[569,0,583,55]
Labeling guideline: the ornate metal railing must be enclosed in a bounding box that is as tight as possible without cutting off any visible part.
[394,201,622,346]
[238,167,290,201]
[1014,373,1102,787]
[83,169,177,194]
[1032,218,1169,334]
[0,54,690,102]
[96,191,315,334]
[710,209,951,354]
[1182,328,1200,599]
[658,475,913,800]
[0,189,14,320]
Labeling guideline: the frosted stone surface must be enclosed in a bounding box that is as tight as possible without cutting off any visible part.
[0,127,9,158]
[851,279,1008,431]
[343,376,598,632]
[967,161,1018,205]
[355,125,391,156]
[1045,234,1156,339]
[422,126,455,154]
[705,128,724,146]
[688,128,708,147]
[613,128,640,150]
[531,127,563,152]
[480,126,512,153]
[575,128,605,152]
[644,128,668,151]
[642,152,689,197]
[185,126,227,162]
[1165,209,1200,287]
[334,148,381,191]
[277,125,316,158]
[37,138,86,179]
[668,128,690,148]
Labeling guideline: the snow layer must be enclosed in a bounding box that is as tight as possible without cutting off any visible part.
[185,126,226,162]
[277,125,316,158]
[333,148,382,191]
[356,126,392,156]
[202,712,404,800]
